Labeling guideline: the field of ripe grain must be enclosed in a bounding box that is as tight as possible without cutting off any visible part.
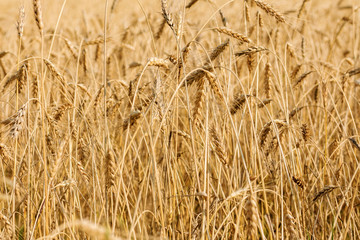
[0,0,359,239]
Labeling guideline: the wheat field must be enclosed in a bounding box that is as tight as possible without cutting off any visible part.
[0,0,359,239]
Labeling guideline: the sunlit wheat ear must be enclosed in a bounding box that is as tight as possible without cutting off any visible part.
[264,62,272,98]
[94,85,104,108]
[247,54,255,73]
[205,72,222,100]
[46,134,56,157]
[285,211,297,239]
[147,57,168,69]
[286,43,297,60]
[75,159,89,184]
[0,212,13,237]
[245,192,258,239]
[301,37,306,59]
[253,0,285,23]
[17,6,25,38]
[0,144,12,164]
[192,78,205,126]
[33,0,43,34]
[9,104,27,139]
[161,0,176,35]
[83,37,109,46]
[207,38,230,62]
[50,140,66,179]
[43,59,66,85]
[105,151,116,191]
[210,125,228,165]
[3,62,27,94]
[214,27,251,43]
[64,38,78,60]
